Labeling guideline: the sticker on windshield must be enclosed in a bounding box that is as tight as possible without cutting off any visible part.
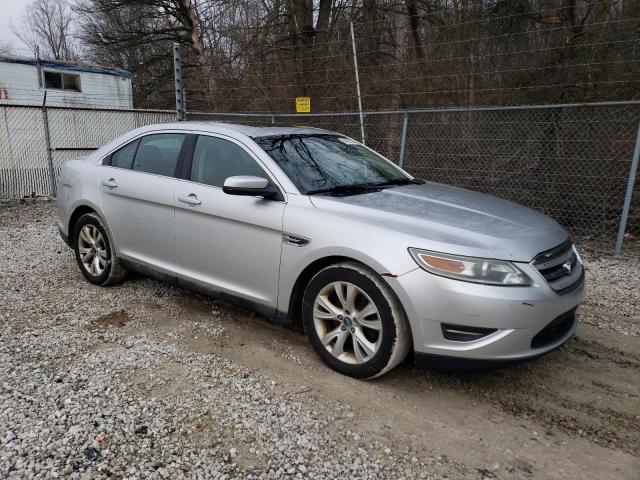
[338,137,361,145]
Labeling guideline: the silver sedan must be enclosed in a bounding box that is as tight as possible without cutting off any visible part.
[57,123,585,378]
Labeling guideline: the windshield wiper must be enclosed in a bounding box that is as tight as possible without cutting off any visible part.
[367,178,425,188]
[306,184,382,196]
[307,178,424,196]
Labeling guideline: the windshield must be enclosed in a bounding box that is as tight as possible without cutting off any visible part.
[252,134,410,194]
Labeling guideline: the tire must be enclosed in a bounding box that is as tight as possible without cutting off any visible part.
[73,212,127,286]
[302,261,412,379]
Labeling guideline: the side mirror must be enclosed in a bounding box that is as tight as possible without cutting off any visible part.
[222,176,280,199]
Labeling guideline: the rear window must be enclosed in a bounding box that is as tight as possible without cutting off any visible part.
[132,134,185,177]
[107,134,185,177]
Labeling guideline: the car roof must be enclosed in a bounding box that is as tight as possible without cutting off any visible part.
[151,121,338,139]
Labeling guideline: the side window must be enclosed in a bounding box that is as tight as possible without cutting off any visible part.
[132,134,185,177]
[110,139,139,169]
[191,136,266,187]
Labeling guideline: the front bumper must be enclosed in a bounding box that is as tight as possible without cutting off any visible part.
[386,262,585,369]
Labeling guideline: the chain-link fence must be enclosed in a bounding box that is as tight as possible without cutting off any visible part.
[0,104,174,198]
[1,101,639,254]
[190,101,640,251]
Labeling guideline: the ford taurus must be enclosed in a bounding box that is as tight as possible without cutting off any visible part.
[57,123,585,378]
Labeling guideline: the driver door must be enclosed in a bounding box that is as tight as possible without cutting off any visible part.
[174,134,286,310]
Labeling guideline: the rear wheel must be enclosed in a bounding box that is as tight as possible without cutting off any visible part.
[302,262,411,379]
[73,213,127,286]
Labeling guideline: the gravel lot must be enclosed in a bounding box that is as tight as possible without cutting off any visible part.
[1,201,639,479]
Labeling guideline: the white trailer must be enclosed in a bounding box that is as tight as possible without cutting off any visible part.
[0,56,133,108]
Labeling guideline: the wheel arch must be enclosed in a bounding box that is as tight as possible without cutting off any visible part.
[286,255,409,333]
[67,203,119,255]
[68,204,97,240]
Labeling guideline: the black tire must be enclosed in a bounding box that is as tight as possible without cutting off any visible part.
[73,212,127,286]
[302,261,411,379]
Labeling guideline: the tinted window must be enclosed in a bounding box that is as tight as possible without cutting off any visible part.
[132,134,185,177]
[253,135,407,194]
[110,139,139,169]
[191,136,266,187]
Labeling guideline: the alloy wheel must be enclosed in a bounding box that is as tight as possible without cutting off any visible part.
[313,281,383,364]
[77,225,108,276]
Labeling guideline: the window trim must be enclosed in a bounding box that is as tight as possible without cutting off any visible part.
[181,133,285,201]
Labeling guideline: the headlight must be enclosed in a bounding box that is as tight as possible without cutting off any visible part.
[408,248,532,286]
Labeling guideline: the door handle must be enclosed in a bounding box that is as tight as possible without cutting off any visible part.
[178,194,201,206]
[101,178,117,188]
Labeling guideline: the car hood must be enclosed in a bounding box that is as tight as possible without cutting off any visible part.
[308,182,568,262]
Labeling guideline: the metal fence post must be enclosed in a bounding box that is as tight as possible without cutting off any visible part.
[615,122,640,256]
[173,43,185,121]
[41,91,56,196]
[399,111,409,168]
[350,22,365,145]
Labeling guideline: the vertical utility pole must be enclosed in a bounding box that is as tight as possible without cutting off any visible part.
[41,90,56,196]
[615,122,640,256]
[173,43,185,121]
[350,22,365,145]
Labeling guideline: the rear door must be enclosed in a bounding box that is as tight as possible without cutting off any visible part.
[98,133,186,274]
[174,134,286,310]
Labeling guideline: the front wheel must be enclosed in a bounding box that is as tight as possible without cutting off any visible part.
[302,262,412,379]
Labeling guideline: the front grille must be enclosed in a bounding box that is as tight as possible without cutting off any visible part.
[532,240,584,294]
[531,308,577,349]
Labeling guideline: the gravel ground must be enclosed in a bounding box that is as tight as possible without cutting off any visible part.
[1,201,639,479]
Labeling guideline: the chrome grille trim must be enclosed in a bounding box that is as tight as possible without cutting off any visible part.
[532,247,575,270]
[531,241,584,294]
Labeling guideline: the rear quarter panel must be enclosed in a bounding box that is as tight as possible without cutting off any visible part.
[56,156,101,238]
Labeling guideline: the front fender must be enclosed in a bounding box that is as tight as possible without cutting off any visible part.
[277,196,420,313]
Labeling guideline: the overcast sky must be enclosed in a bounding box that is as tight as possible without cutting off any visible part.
[0,0,32,55]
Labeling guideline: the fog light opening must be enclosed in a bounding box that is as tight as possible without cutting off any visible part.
[441,324,498,342]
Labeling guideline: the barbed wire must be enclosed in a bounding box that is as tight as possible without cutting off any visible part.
[185,78,640,104]
[221,14,638,58]
[182,58,636,95]
[178,37,638,85]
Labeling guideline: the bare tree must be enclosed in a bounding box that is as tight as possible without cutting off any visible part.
[11,0,77,60]
[71,0,640,110]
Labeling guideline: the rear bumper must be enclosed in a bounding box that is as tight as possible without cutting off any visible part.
[386,262,585,367]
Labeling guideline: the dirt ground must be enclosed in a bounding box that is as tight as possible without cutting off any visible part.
[126,295,640,479]
[2,201,639,479]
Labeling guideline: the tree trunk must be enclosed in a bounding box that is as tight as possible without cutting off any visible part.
[405,0,423,59]
[316,0,332,46]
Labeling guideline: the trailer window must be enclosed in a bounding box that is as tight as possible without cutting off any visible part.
[43,71,81,92]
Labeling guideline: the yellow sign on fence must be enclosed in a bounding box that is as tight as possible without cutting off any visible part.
[295,97,311,113]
